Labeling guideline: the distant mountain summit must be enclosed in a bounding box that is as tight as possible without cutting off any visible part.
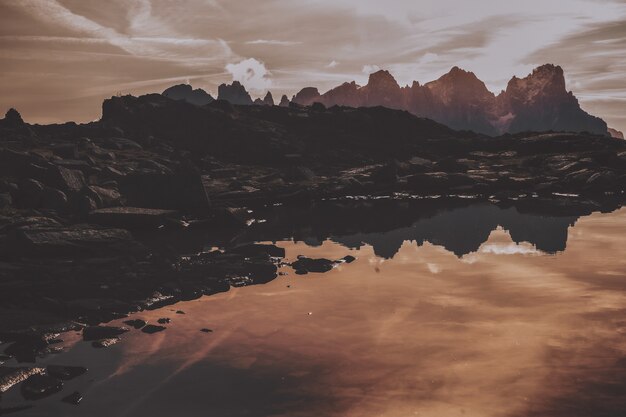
[162,84,214,106]
[217,81,253,105]
[291,64,608,136]
[159,64,609,136]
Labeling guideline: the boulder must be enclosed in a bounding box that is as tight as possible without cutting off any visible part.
[291,256,335,274]
[46,365,87,381]
[17,178,44,208]
[21,374,63,400]
[40,187,68,211]
[82,326,129,341]
[47,165,86,193]
[86,186,122,208]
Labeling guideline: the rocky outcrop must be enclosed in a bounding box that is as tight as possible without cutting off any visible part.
[162,84,214,106]
[279,95,290,107]
[291,87,321,106]
[217,81,253,105]
[609,127,624,139]
[262,91,274,106]
[291,64,609,136]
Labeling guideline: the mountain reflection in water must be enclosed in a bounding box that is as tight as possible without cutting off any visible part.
[3,200,626,417]
[241,198,609,257]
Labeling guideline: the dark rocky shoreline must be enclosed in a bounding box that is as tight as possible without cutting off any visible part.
[0,95,625,406]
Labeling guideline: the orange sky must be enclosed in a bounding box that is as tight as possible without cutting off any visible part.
[1,0,625,132]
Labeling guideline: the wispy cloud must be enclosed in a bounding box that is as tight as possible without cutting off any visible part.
[245,39,301,46]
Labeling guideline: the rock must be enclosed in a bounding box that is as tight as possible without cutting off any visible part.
[342,255,356,263]
[157,318,170,324]
[89,207,177,229]
[21,374,63,400]
[162,84,214,106]
[608,127,624,139]
[123,319,146,329]
[61,391,83,405]
[291,256,335,274]
[291,87,322,106]
[119,172,210,211]
[0,192,13,208]
[141,324,166,334]
[86,186,122,208]
[82,326,129,341]
[2,108,24,128]
[40,187,68,211]
[217,81,253,105]
[46,365,87,381]
[91,338,120,348]
[262,91,274,106]
[12,225,141,258]
[17,178,44,208]
[175,310,185,315]
[200,328,213,333]
[47,165,86,193]
[279,95,290,107]
[0,367,45,393]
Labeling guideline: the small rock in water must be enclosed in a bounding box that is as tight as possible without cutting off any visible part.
[157,318,171,324]
[21,374,63,400]
[47,365,87,381]
[62,391,83,405]
[176,310,185,315]
[292,256,334,274]
[123,319,147,329]
[342,255,356,263]
[83,326,129,341]
[91,338,120,348]
[200,328,213,333]
[141,325,166,334]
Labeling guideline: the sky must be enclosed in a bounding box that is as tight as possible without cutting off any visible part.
[0,0,625,132]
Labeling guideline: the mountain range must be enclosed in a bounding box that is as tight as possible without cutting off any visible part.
[162,64,617,137]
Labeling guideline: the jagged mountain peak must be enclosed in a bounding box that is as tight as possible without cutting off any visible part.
[366,70,400,89]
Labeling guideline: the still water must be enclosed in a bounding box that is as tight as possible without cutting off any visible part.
[4,202,626,416]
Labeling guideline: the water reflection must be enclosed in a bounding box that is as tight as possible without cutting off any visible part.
[242,198,614,257]
[3,202,626,417]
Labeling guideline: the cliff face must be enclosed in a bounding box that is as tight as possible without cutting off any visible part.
[290,65,609,136]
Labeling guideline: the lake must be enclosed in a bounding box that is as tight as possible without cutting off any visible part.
[2,200,626,417]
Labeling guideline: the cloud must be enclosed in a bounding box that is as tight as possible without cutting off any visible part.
[362,64,380,74]
[245,39,301,46]
[225,58,272,92]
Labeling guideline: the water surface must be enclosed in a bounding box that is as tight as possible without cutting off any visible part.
[3,203,626,417]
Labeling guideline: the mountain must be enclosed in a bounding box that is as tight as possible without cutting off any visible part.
[217,81,253,105]
[608,127,624,139]
[162,84,214,106]
[497,64,606,134]
[292,64,608,136]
